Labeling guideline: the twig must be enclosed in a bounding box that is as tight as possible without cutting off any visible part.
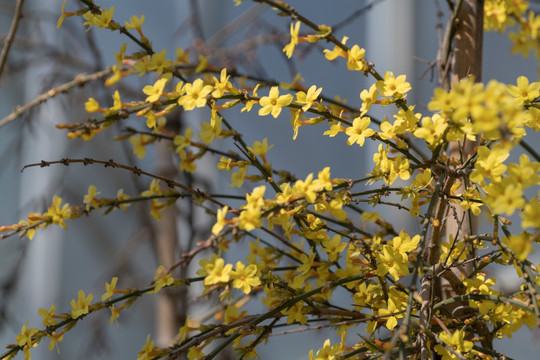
[0,68,113,128]
[20,157,225,206]
[519,139,540,162]
[0,0,26,80]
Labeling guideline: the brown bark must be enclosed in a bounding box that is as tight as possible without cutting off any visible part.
[420,2,484,358]
[155,140,180,347]
[444,0,483,291]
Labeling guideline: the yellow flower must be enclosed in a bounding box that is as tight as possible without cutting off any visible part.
[124,15,145,31]
[187,346,205,360]
[238,204,263,231]
[130,134,154,159]
[57,0,73,29]
[296,85,322,112]
[82,6,115,31]
[293,173,318,203]
[460,190,483,216]
[204,258,233,285]
[484,1,508,31]
[212,206,229,235]
[309,339,341,360]
[148,49,172,74]
[283,21,301,58]
[109,90,122,113]
[151,265,174,293]
[435,330,473,359]
[322,235,347,261]
[101,277,119,301]
[507,154,540,188]
[507,75,540,103]
[314,166,333,191]
[376,245,409,280]
[176,314,195,343]
[46,196,72,229]
[174,127,193,153]
[137,335,160,360]
[488,182,524,216]
[230,261,261,294]
[109,305,120,327]
[392,230,420,257]
[282,302,307,324]
[249,138,274,156]
[38,304,57,327]
[85,97,102,113]
[413,114,448,148]
[48,331,64,353]
[428,87,456,115]
[230,166,248,188]
[291,109,302,139]
[323,36,348,60]
[324,122,346,137]
[347,44,367,72]
[345,116,375,146]
[297,249,316,275]
[411,168,433,189]
[470,144,509,183]
[212,68,232,98]
[509,29,534,57]
[15,321,38,347]
[502,234,533,262]
[70,290,93,319]
[83,185,101,211]
[15,320,38,360]
[195,54,208,73]
[142,78,168,103]
[116,189,131,212]
[217,157,233,172]
[378,71,411,98]
[523,195,540,228]
[360,83,379,114]
[178,78,213,110]
[199,121,219,144]
[258,86,293,118]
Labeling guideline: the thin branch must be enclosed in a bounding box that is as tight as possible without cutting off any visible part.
[0,0,26,80]
[519,139,540,162]
[0,68,113,128]
[20,157,225,207]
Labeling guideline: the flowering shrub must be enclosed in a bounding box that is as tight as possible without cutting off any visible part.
[1,0,540,359]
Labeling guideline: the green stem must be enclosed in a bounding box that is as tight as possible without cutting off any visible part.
[205,274,365,359]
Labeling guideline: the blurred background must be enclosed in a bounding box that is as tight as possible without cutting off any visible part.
[0,0,539,358]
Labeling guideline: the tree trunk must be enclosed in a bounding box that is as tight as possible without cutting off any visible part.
[155,140,180,347]
[420,2,484,358]
[444,0,483,296]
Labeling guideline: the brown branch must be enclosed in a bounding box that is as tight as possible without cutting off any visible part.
[0,0,26,81]
[20,157,225,207]
[0,68,113,128]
